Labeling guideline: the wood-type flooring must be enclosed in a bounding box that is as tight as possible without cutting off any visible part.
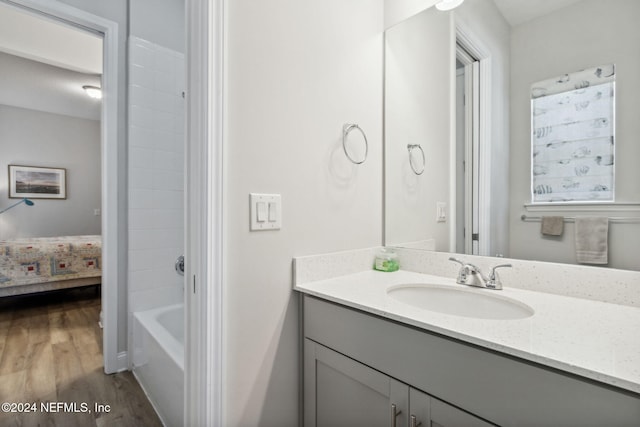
[0,286,163,427]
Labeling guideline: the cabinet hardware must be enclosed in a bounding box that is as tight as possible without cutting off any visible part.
[391,404,402,427]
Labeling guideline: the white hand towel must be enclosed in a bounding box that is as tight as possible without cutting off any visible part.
[575,217,609,265]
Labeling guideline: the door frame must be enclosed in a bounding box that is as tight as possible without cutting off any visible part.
[1,0,121,373]
[455,46,481,255]
[454,22,492,256]
[185,0,224,425]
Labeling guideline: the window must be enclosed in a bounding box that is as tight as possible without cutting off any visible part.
[531,64,615,203]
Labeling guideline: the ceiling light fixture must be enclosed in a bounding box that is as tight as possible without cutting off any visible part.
[435,0,465,11]
[82,85,102,99]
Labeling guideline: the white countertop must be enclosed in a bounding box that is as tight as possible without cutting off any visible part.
[294,269,640,394]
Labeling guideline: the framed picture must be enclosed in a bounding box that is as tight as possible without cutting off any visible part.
[8,165,67,199]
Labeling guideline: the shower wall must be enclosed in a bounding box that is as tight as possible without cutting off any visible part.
[127,36,185,317]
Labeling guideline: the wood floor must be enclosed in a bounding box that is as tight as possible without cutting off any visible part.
[0,287,163,427]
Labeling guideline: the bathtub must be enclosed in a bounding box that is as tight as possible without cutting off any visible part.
[133,304,184,427]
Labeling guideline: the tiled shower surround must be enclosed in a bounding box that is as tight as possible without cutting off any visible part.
[127,36,185,314]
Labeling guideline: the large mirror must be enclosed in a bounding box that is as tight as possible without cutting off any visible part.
[384,0,640,271]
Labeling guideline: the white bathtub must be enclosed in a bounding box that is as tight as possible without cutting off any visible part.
[133,304,184,427]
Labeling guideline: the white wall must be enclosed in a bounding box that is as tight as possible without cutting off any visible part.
[0,105,101,238]
[384,6,453,250]
[455,0,511,256]
[127,36,185,315]
[509,0,640,269]
[384,0,438,29]
[57,0,129,352]
[225,0,384,425]
[129,0,184,54]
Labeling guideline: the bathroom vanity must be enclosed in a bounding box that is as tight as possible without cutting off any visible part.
[294,253,640,427]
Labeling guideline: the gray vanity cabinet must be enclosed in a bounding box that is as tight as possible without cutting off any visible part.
[305,339,493,427]
[305,339,408,427]
[429,395,493,427]
[302,295,640,426]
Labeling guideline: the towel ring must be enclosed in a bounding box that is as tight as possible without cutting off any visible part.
[342,123,368,165]
[407,144,425,175]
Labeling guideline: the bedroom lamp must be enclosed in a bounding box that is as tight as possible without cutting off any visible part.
[436,0,465,11]
[0,198,35,214]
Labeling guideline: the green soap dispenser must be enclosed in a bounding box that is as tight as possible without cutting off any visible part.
[373,248,399,272]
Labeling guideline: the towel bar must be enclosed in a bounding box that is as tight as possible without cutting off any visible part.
[521,214,640,224]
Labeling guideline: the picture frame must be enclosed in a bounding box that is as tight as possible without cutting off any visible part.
[8,165,67,199]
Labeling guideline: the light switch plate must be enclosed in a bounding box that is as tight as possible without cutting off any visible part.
[250,193,281,231]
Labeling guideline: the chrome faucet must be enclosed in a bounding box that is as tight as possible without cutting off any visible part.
[449,257,512,290]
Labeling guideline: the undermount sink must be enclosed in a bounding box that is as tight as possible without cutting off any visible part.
[387,284,534,320]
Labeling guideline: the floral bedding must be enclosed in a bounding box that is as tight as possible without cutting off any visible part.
[0,235,101,289]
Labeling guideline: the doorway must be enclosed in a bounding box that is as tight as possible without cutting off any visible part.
[0,0,120,373]
[455,44,480,255]
[0,1,224,425]
[453,25,492,257]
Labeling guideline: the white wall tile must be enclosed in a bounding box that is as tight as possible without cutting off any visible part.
[130,168,154,190]
[129,189,155,210]
[171,150,184,169]
[153,228,183,249]
[150,208,182,229]
[129,209,155,230]
[130,285,183,314]
[172,95,184,115]
[129,249,155,271]
[129,269,154,292]
[153,170,183,191]
[152,190,182,210]
[128,36,186,314]
[154,130,176,152]
[129,229,157,251]
[130,65,156,90]
[154,91,175,112]
[130,85,156,108]
[153,109,175,133]
[129,126,155,148]
[176,67,185,94]
[155,48,176,75]
[152,150,175,171]
[155,71,174,93]
[130,43,155,69]
[129,147,154,169]
[129,105,154,128]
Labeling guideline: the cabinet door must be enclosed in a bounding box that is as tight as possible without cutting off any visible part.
[430,397,494,427]
[305,339,408,427]
[409,388,430,427]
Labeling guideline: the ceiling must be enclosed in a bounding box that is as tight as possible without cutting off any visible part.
[0,2,102,120]
[0,52,101,120]
[492,0,586,27]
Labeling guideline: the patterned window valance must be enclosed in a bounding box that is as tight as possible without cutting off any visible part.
[531,64,615,203]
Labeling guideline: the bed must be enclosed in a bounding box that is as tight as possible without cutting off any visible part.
[0,235,101,297]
